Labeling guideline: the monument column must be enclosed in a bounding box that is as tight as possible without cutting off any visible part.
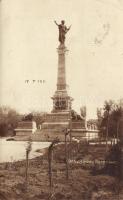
[52,44,72,112]
[57,45,68,91]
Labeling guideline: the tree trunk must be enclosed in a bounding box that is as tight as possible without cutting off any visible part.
[48,148,52,188]
[25,151,29,185]
[117,121,120,144]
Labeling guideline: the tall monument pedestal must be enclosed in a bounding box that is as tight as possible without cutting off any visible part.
[40,44,73,141]
[51,45,73,113]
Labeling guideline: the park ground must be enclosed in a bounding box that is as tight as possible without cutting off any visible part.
[0,141,123,200]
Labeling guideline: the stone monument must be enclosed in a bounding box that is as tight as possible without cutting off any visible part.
[52,20,72,113]
[15,21,99,141]
[39,20,99,141]
[40,20,73,141]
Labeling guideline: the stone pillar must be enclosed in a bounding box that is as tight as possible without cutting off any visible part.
[57,44,68,91]
[51,44,73,112]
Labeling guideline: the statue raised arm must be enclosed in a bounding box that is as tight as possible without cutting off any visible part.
[54,20,59,26]
[54,20,71,45]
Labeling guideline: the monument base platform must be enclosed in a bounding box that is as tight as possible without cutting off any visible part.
[32,112,95,142]
[37,111,70,141]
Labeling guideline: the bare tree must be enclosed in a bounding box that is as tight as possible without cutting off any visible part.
[104,100,114,152]
[113,106,122,144]
[48,138,59,188]
[25,138,32,188]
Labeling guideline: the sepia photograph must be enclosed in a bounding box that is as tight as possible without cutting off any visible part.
[1,0,123,199]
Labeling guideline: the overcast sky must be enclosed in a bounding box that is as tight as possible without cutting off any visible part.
[1,0,123,118]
